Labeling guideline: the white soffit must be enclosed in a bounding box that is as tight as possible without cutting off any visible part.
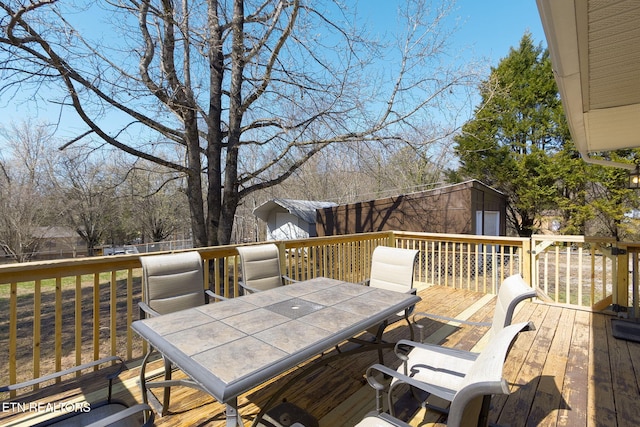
[536,0,640,167]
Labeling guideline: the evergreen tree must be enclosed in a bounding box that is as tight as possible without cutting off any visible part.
[549,141,592,235]
[454,33,570,236]
[587,151,640,240]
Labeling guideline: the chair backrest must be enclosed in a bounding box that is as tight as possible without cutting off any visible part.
[368,246,419,293]
[489,274,537,337]
[237,243,284,292]
[140,251,206,315]
[448,321,533,427]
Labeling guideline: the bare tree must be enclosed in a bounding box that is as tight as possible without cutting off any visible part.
[53,150,119,256]
[0,0,476,246]
[272,138,451,206]
[123,162,190,242]
[0,121,57,262]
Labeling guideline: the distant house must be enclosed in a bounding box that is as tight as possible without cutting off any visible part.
[316,180,507,237]
[253,198,338,240]
[33,226,87,259]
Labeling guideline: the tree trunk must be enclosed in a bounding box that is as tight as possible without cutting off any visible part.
[206,0,224,247]
[216,0,245,246]
[184,114,208,247]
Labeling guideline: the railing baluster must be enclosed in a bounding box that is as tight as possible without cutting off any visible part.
[75,275,82,375]
[55,277,62,380]
[110,271,117,356]
[591,245,596,304]
[473,243,479,291]
[93,273,100,364]
[578,247,583,306]
[9,282,17,397]
[33,280,41,390]
[569,247,573,304]
[127,269,134,360]
[466,242,471,291]
[544,251,549,298]
[555,246,560,303]
[603,245,608,301]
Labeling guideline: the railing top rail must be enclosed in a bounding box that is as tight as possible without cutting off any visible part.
[393,231,528,245]
[616,242,640,250]
[0,230,625,286]
[275,231,394,248]
[0,254,142,284]
[0,247,230,285]
[0,232,397,285]
[531,234,617,244]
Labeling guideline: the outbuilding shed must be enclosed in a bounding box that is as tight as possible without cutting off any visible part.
[316,180,507,237]
[253,198,338,240]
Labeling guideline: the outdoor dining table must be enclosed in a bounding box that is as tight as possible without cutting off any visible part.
[131,276,421,427]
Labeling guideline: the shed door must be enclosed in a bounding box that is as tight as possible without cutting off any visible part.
[476,211,500,236]
[476,211,501,281]
[272,212,301,240]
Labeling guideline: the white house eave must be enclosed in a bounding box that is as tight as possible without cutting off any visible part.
[536,0,640,170]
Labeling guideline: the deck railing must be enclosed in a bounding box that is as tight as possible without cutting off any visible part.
[0,231,629,398]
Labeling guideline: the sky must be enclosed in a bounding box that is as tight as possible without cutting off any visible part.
[0,0,547,146]
[446,0,545,63]
[365,0,545,62]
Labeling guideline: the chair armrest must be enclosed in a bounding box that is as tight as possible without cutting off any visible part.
[0,356,124,393]
[412,311,491,343]
[238,280,261,294]
[393,339,479,364]
[138,301,160,318]
[205,289,228,301]
[84,403,155,427]
[282,275,299,284]
[358,411,413,427]
[366,363,457,407]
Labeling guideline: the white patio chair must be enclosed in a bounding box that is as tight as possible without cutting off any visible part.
[236,243,297,293]
[139,251,226,317]
[412,273,537,343]
[347,246,419,364]
[365,321,535,426]
[138,251,225,417]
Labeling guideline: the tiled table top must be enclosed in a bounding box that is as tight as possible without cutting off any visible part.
[131,277,420,403]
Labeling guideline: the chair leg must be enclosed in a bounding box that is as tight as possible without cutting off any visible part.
[375,321,388,365]
[162,356,172,416]
[388,381,402,417]
[139,347,154,423]
[477,395,492,427]
[405,312,414,341]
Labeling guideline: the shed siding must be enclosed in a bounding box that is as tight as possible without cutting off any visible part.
[316,181,506,236]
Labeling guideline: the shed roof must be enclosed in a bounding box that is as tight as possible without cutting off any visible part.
[33,226,79,239]
[329,180,504,208]
[253,198,338,224]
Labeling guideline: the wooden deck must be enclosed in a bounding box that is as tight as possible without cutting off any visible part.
[2,285,640,426]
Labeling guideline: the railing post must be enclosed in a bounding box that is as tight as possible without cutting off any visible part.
[522,237,533,286]
[275,241,288,278]
[387,231,396,247]
[616,243,629,309]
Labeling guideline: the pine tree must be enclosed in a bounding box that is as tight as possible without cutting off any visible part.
[454,33,569,237]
